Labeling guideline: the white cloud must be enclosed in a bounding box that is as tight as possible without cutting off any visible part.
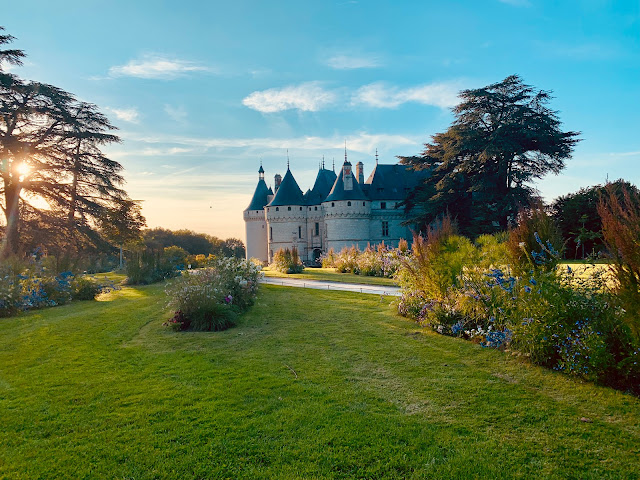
[107,107,140,123]
[353,81,460,109]
[109,55,209,79]
[242,82,338,113]
[326,54,382,70]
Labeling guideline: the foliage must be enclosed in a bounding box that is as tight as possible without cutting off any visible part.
[142,228,245,258]
[551,179,638,259]
[397,229,640,394]
[0,27,137,258]
[400,74,580,237]
[164,256,261,331]
[320,242,409,278]
[506,204,564,274]
[0,258,116,317]
[272,247,303,274]
[124,248,180,285]
[598,182,640,339]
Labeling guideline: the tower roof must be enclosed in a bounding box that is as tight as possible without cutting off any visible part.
[245,178,273,211]
[267,168,305,206]
[324,161,367,202]
[363,164,430,200]
[305,167,337,205]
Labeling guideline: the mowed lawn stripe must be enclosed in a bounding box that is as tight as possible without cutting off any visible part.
[0,283,638,479]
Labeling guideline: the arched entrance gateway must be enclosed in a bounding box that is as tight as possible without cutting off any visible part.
[313,248,322,263]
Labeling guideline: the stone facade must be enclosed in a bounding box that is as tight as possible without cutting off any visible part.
[244,158,426,264]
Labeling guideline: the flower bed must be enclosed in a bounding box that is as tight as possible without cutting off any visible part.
[164,257,262,331]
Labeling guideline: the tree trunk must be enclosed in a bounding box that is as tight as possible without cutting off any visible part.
[2,183,22,258]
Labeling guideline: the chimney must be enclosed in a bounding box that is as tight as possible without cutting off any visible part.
[274,174,282,193]
[343,160,353,191]
[356,161,364,184]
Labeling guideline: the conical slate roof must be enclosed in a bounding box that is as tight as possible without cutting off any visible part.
[246,178,273,211]
[324,162,367,202]
[305,168,337,205]
[267,168,305,206]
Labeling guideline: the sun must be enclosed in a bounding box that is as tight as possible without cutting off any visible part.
[16,162,31,177]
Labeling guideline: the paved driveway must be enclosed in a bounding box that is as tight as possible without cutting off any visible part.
[260,276,401,296]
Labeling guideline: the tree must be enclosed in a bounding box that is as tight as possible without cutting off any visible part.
[551,180,639,259]
[99,199,146,269]
[400,75,580,237]
[0,27,25,76]
[0,27,131,257]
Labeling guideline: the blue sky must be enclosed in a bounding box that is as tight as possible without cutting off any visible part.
[3,0,639,239]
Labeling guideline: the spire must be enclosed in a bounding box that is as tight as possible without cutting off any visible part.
[322,155,325,169]
[375,148,379,165]
[344,140,347,164]
[332,157,335,172]
[286,149,290,170]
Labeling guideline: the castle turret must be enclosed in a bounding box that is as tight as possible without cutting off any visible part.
[244,164,272,263]
[323,159,370,252]
[265,166,307,263]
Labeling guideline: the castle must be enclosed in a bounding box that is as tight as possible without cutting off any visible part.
[243,153,427,264]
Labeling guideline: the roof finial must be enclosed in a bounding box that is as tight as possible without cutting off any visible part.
[344,140,347,164]
[332,157,335,171]
[287,149,290,170]
[322,155,325,170]
[375,148,379,165]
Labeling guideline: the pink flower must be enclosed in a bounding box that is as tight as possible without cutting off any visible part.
[224,295,233,304]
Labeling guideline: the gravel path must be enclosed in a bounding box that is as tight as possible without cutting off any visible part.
[260,276,401,296]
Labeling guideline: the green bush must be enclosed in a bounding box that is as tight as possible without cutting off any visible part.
[271,247,303,274]
[165,257,262,332]
[70,277,102,301]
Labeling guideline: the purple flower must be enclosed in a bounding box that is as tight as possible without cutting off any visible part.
[224,295,233,304]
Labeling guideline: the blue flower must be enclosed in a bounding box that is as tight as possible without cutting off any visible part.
[524,286,532,293]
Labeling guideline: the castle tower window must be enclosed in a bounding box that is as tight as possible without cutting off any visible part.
[288,206,291,211]
[381,202,387,210]
[363,202,365,206]
[275,207,279,212]
[300,207,302,211]
[382,221,389,237]
[269,227,273,240]
[347,201,351,206]
[332,202,335,207]
[315,222,319,236]
[298,226,301,238]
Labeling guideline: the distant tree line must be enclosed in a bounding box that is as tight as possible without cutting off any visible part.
[141,228,245,259]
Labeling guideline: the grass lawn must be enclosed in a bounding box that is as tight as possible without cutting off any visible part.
[1,283,639,479]
[262,266,398,286]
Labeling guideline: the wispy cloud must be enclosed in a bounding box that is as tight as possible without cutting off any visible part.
[109,55,210,79]
[164,104,188,123]
[107,107,140,123]
[118,131,419,155]
[242,82,338,113]
[326,53,382,70]
[353,81,461,109]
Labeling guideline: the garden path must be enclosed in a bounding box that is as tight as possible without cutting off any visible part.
[260,276,401,296]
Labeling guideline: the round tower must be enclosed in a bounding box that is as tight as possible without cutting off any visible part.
[265,165,308,263]
[322,158,371,252]
[243,164,271,263]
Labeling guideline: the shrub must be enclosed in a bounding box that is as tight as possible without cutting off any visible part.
[271,248,303,274]
[165,257,261,331]
[334,246,359,273]
[321,248,337,268]
[507,205,564,274]
[125,249,179,285]
[70,276,102,300]
[598,183,640,339]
